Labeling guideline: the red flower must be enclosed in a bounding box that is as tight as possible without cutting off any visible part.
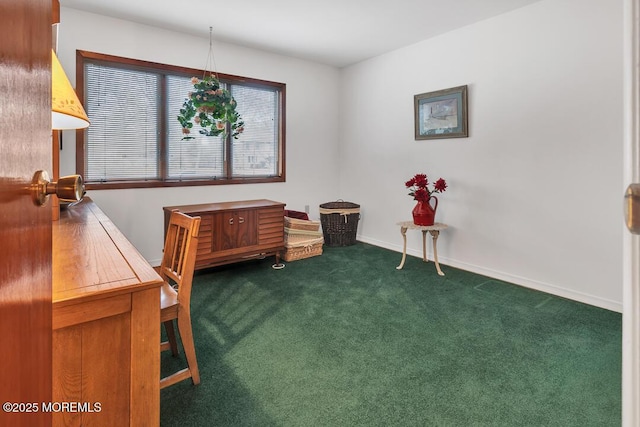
[405,173,447,201]
[433,178,447,192]
[413,174,428,188]
[413,188,430,202]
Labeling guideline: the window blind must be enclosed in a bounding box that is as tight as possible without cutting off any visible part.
[166,75,224,179]
[84,63,159,182]
[231,85,279,177]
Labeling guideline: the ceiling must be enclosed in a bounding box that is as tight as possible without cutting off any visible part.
[59,0,543,68]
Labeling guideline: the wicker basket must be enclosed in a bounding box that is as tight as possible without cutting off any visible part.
[284,227,323,245]
[319,200,360,246]
[282,236,324,262]
[284,216,320,232]
[284,210,309,220]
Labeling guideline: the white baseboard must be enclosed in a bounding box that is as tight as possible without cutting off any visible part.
[357,235,622,313]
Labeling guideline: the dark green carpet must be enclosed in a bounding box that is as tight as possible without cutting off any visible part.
[160,242,621,426]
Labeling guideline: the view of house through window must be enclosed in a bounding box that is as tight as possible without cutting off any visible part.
[76,51,285,189]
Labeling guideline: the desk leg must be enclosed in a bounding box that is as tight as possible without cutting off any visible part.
[421,230,428,263]
[396,226,408,270]
[429,230,444,276]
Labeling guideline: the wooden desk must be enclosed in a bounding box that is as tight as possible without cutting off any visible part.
[53,198,162,426]
[396,221,448,276]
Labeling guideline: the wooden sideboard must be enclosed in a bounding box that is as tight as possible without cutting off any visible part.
[53,198,162,426]
[163,199,285,270]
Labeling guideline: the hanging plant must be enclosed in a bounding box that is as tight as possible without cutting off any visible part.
[177,75,244,140]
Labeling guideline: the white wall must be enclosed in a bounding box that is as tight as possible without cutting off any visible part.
[339,0,624,310]
[58,8,342,266]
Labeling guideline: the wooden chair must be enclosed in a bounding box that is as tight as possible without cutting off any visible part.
[159,210,202,389]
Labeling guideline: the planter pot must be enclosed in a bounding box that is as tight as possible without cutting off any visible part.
[412,197,438,226]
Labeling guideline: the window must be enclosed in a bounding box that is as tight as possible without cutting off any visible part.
[76,50,285,189]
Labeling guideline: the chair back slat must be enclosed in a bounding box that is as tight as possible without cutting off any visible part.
[160,211,201,308]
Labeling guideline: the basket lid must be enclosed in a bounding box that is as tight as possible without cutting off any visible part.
[319,200,360,209]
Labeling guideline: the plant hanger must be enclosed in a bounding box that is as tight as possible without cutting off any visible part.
[177,27,244,140]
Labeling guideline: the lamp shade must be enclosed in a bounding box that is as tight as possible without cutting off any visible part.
[52,50,90,129]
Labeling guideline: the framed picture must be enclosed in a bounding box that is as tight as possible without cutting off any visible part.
[414,85,468,140]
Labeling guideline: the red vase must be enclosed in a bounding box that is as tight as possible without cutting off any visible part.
[412,197,438,226]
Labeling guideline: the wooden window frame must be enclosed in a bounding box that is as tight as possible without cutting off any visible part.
[75,50,286,190]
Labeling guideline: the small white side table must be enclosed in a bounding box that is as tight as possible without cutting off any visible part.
[396,221,448,276]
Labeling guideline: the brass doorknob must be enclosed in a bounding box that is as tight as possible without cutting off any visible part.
[625,183,640,234]
[31,170,85,206]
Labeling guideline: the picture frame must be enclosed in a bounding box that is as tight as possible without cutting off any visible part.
[414,85,468,140]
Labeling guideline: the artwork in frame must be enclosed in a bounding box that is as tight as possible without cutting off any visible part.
[414,85,468,140]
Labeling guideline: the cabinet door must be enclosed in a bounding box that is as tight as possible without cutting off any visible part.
[212,209,257,252]
[234,209,257,248]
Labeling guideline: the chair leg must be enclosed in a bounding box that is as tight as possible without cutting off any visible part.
[164,320,179,356]
[177,312,200,385]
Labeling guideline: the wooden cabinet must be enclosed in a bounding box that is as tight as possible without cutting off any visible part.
[53,198,162,426]
[163,199,285,270]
